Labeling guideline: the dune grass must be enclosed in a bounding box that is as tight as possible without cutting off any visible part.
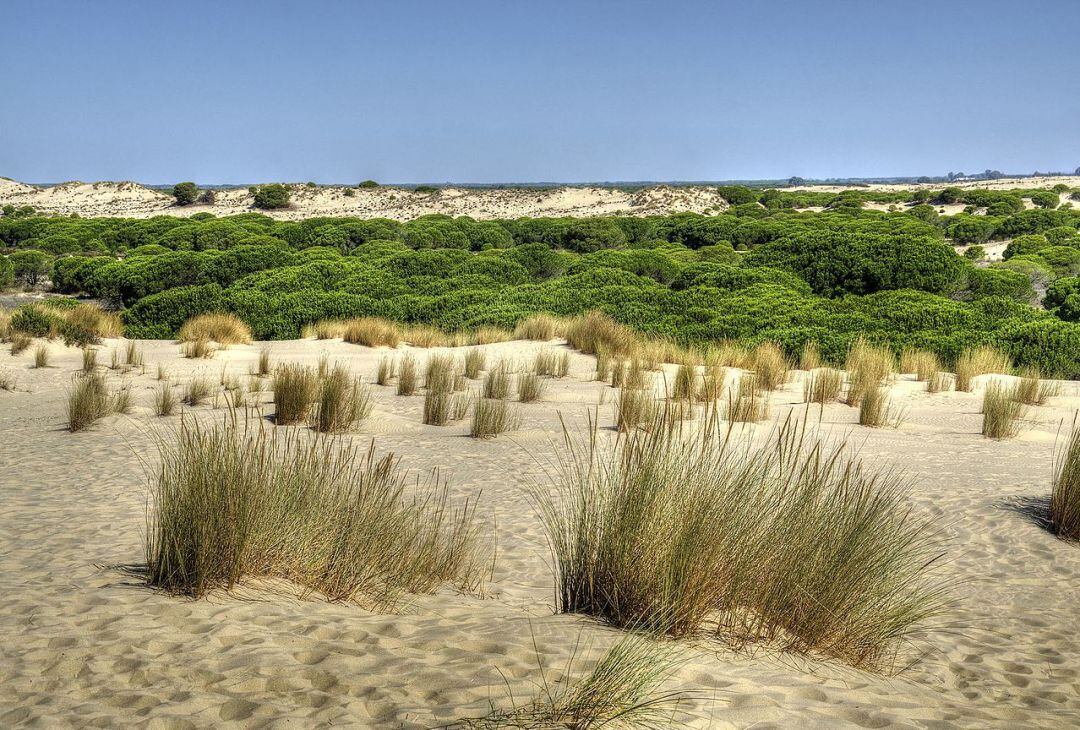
[376,355,396,385]
[513,313,562,341]
[183,377,212,407]
[672,363,695,401]
[397,354,418,396]
[1051,426,1080,541]
[10,332,33,355]
[981,382,1025,440]
[471,326,513,345]
[726,374,767,423]
[342,317,402,348]
[483,362,513,400]
[68,372,128,431]
[616,387,658,432]
[565,311,639,357]
[178,313,251,345]
[181,337,215,359]
[803,367,842,405]
[534,349,571,378]
[273,364,320,424]
[799,341,822,371]
[464,348,486,379]
[145,419,488,606]
[845,337,895,406]
[901,348,940,382]
[750,342,789,391]
[81,347,98,373]
[425,354,458,394]
[955,345,1012,392]
[859,385,903,428]
[32,343,49,368]
[404,324,447,348]
[455,632,685,730]
[312,367,372,433]
[154,382,178,416]
[124,340,143,368]
[471,397,516,438]
[518,371,545,403]
[533,413,950,671]
[694,363,725,404]
[1014,366,1059,406]
[256,348,272,376]
[927,370,952,393]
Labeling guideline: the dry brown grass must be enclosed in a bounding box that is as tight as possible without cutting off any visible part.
[10,332,32,355]
[594,349,612,382]
[695,363,725,403]
[616,388,659,432]
[1014,366,1060,406]
[707,341,750,369]
[471,397,516,438]
[672,362,696,401]
[376,355,396,386]
[564,311,638,357]
[845,337,895,406]
[311,320,344,340]
[803,367,842,405]
[342,317,401,348]
[154,382,178,416]
[464,348,486,379]
[799,341,823,371]
[900,348,940,381]
[955,345,1012,392]
[183,377,213,407]
[471,326,512,345]
[256,348,272,376]
[726,374,768,423]
[66,303,124,339]
[32,343,49,368]
[123,340,143,368]
[178,313,251,345]
[403,324,447,348]
[859,385,903,428]
[67,372,128,431]
[927,370,952,393]
[273,364,319,424]
[483,362,513,400]
[534,349,571,378]
[513,313,562,341]
[312,367,372,433]
[397,354,418,396]
[181,337,215,359]
[750,342,789,391]
[982,382,1025,439]
[1051,425,1080,541]
[425,354,458,394]
[145,419,488,606]
[517,371,545,403]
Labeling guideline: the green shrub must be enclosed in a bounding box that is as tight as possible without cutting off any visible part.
[252,184,291,210]
[172,182,199,206]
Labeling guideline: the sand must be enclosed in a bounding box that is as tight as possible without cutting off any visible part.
[2,176,1076,221]
[2,337,1080,727]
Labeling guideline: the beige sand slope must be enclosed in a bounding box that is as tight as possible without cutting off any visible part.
[2,176,1077,221]
[2,337,1080,727]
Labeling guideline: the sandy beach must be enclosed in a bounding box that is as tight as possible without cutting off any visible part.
[2,336,1079,727]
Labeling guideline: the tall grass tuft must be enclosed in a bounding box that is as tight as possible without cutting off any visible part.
[981,382,1025,439]
[123,340,143,367]
[10,332,33,355]
[695,363,725,403]
[1014,366,1059,406]
[273,364,320,424]
[1051,426,1080,541]
[257,348,272,376]
[397,354,418,395]
[803,367,842,405]
[342,317,401,348]
[845,337,895,406]
[616,388,658,432]
[183,377,212,407]
[672,362,695,401]
[376,355,396,385]
[927,370,952,393]
[178,313,251,345]
[425,354,458,394]
[483,362,513,400]
[518,371,545,403]
[403,324,447,348]
[471,397,516,438]
[82,347,98,373]
[145,419,488,605]
[901,348,940,382]
[565,311,638,357]
[464,348,486,379]
[955,345,1012,392]
[471,326,512,345]
[533,414,950,670]
[859,385,903,428]
[67,372,115,431]
[800,341,822,371]
[534,349,571,378]
[513,313,562,341]
[154,382,178,416]
[32,343,50,368]
[726,374,768,423]
[750,342,789,391]
[312,367,372,433]
[181,337,214,359]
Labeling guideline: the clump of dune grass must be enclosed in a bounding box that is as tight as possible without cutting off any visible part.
[10,332,32,355]
[0,309,10,341]
[403,324,447,348]
[376,355,396,385]
[955,345,1012,392]
[178,313,251,345]
[483,362,513,400]
[726,374,768,423]
[396,355,418,395]
[750,342,789,391]
[471,397,516,438]
[312,367,372,433]
[799,341,822,371]
[181,337,215,359]
[423,389,453,426]
[803,367,842,405]
[533,413,950,670]
[982,382,1025,439]
[82,347,98,373]
[1014,366,1059,406]
[451,391,474,421]
[32,343,50,368]
[316,353,330,378]
[154,382,178,416]
[513,314,562,341]
[707,341,750,370]
[695,363,725,403]
[183,377,212,407]
[0,370,16,391]
[1051,425,1080,541]
[518,372,545,403]
[145,419,487,605]
[67,372,126,431]
[425,354,458,393]
[534,349,571,378]
[859,385,904,428]
[273,364,320,424]
[471,326,512,345]
[65,303,124,339]
[342,317,401,348]
[594,349,612,382]
[124,340,143,368]
[109,348,121,370]
[464,348,486,379]
[845,337,895,406]
[926,370,951,393]
[900,348,940,382]
[616,388,659,432]
[671,362,695,401]
[455,632,685,730]
[156,362,169,381]
[256,348,271,376]
[565,311,638,357]
[311,320,344,340]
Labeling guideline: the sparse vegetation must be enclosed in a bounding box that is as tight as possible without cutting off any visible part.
[178,313,251,345]
[181,337,214,359]
[464,348,486,379]
[183,377,212,407]
[1051,425,1080,540]
[471,397,516,438]
[312,366,371,433]
[982,382,1025,439]
[1014,366,1059,406]
[803,367,842,404]
[955,346,1012,392]
[32,343,49,368]
[396,354,418,395]
[67,372,124,431]
[517,371,544,402]
[273,364,319,424]
[154,382,178,416]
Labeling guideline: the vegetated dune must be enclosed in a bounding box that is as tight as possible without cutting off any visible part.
[3,175,1079,221]
[1,334,1079,727]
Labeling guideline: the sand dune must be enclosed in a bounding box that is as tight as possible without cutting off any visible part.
[1,337,1080,727]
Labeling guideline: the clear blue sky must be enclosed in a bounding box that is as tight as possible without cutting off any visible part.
[2,0,1078,184]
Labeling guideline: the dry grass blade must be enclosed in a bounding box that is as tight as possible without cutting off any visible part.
[513,314,562,341]
[799,341,822,371]
[726,374,768,423]
[154,381,178,416]
[464,348,486,379]
[145,419,488,606]
[342,317,401,348]
[1014,366,1059,406]
[750,342,789,391]
[518,372,545,403]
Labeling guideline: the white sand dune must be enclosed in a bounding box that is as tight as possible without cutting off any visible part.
[2,338,1080,727]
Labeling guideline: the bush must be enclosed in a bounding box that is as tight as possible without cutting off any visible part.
[178,313,252,345]
[172,182,199,206]
[252,184,291,210]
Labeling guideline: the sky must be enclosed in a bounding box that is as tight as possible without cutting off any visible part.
[1,0,1079,184]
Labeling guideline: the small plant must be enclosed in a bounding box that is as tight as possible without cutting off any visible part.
[859,385,903,428]
[517,372,545,403]
[726,374,768,423]
[534,349,571,378]
[695,363,725,403]
[982,382,1025,439]
[154,382,178,416]
[32,343,49,368]
[257,348,272,376]
[425,354,458,394]
[376,355,396,385]
[181,338,215,359]
[0,370,16,391]
[113,383,133,414]
[312,367,372,433]
[397,355,418,395]
[1051,425,1080,540]
[471,397,516,438]
[183,377,213,407]
[799,340,822,371]
[451,391,473,420]
[464,348,486,379]
[803,367,842,404]
[483,363,513,400]
[955,346,1012,392]
[67,372,112,431]
[82,347,98,373]
[273,364,319,424]
[1014,366,1059,406]
[124,340,143,367]
[927,370,952,393]
[423,389,453,426]
[178,313,251,345]
[751,341,789,391]
[156,362,169,381]
[616,387,658,432]
[513,314,562,341]
[10,332,32,355]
